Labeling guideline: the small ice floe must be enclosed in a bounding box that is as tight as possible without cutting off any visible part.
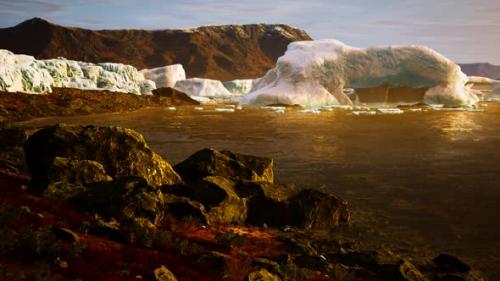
[236,105,243,110]
[377,108,403,114]
[429,104,445,109]
[214,108,235,112]
[406,108,423,112]
[300,109,321,114]
[224,104,236,108]
[194,106,204,111]
[167,107,177,111]
[262,105,287,111]
[354,106,371,111]
[318,107,333,112]
[352,110,377,115]
[329,104,353,110]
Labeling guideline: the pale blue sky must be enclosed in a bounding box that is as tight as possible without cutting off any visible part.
[1,0,499,64]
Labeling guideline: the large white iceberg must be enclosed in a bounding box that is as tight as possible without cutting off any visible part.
[0,49,155,95]
[174,78,235,103]
[140,64,186,88]
[241,39,479,107]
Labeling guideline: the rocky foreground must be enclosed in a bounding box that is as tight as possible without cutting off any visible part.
[0,87,199,123]
[0,124,486,281]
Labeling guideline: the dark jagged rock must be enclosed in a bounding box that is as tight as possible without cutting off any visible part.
[288,189,350,229]
[152,87,200,105]
[293,255,329,272]
[71,176,165,225]
[25,124,181,193]
[243,184,349,229]
[164,194,208,224]
[0,126,28,171]
[433,254,471,274]
[43,157,112,200]
[174,148,273,183]
[166,176,247,225]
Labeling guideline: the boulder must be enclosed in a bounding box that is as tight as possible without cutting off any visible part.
[0,126,28,171]
[394,260,429,281]
[154,265,178,281]
[152,87,200,105]
[163,194,208,224]
[166,176,247,225]
[71,176,165,226]
[43,157,112,200]
[247,269,282,281]
[288,189,350,229]
[433,254,471,274]
[241,182,349,229]
[25,124,181,193]
[174,148,273,183]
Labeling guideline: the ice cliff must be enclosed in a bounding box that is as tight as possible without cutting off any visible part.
[241,39,479,107]
[140,65,186,88]
[174,78,236,103]
[0,49,155,95]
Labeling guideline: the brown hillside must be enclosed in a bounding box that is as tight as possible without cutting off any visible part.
[0,18,311,81]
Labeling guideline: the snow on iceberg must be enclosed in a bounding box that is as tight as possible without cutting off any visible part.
[241,39,479,107]
[0,49,155,95]
[174,78,235,103]
[140,64,186,88]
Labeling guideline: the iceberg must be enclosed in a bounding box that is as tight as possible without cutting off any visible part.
[223,79,255,95]
[140,64,186,88]
[174,78,234,103]
[0,49,155,95]
[241,39,479,107]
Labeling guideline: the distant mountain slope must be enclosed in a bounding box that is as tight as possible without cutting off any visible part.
[0,18,311,81]
[459,63,500,79]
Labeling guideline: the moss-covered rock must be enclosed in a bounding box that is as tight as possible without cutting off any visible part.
[247,269,282,281]
[154,265,178,281]
[174,148,273,183]
[166,176,247,225]
[25,124,181,194]
[43,157,112,200]
[71,176,166,226]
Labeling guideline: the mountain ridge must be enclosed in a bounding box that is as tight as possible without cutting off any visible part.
[0,18,312,81]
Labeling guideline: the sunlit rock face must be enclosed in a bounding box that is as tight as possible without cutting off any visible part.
[242,39,479,107]
[140,64,186,88]
[174,78,234,103]
[0,49,155,95]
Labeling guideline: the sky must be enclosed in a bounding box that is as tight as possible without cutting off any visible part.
[0,0,499,64]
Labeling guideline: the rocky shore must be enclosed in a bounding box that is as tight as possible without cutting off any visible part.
[0,87,199,123]
[0,124,486,281]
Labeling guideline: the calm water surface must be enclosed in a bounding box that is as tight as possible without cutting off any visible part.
[20,103,500,279]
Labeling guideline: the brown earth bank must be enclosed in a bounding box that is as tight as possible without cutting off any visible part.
[0,124,487,281]
[0,18,311,81]
[0,87,199,123]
